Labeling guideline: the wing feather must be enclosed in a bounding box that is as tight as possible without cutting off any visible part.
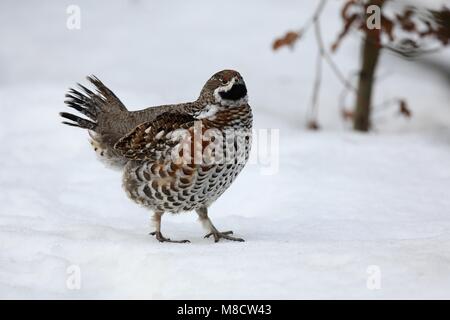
[114,112,197,161]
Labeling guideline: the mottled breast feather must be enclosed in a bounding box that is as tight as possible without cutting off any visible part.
[120,104,253,213]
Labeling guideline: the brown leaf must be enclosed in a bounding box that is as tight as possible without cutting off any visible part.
[431,7,450,45]
[396,8,416,32]
[341,109,354,121]
[307,120,320,130]
[272,31,301,51]
[381,15,395,41]
[332,14,359,52]
[399,99,412,118]
[341,0,357,20]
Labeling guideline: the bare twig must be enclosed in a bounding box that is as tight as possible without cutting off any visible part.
[301,0,328,36]
[338,70,359,119]
[308,49,323,126]
[315,23,356,91]
[306,0,356,128]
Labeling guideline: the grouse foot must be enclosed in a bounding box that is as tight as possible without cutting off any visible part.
[150,231,190,243]
[204,230,245,243]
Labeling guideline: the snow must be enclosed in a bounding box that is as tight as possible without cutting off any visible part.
[1,0,450,299]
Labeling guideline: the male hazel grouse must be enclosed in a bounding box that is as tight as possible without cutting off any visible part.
[60,70,252,243]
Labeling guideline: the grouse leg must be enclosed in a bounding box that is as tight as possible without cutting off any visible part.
[196,207,244,243]
[149,211,190,243]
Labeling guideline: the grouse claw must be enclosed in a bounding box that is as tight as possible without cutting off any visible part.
[150,231,190,243]
[204,230,245,243]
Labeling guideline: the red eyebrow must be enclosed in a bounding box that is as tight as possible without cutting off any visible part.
[221,72,235,82]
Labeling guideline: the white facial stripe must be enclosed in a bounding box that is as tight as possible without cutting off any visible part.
[213,77,248,106]
[196,104,219,119]
[213,77,236,102]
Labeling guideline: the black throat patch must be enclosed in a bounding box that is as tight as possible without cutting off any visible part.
[219,84,247,101]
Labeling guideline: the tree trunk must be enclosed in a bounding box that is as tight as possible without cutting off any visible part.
[353,31,381,131]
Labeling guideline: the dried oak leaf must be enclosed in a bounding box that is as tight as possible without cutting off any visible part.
[381,15,395,42]
[307,120,320,130]
[332,14,360,52]
[399,99,412,118]
[273,31,301,51]
[341,109,354,121]
[396,8,416,32]
[431,7,450,45]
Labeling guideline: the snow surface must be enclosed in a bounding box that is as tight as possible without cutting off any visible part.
[1,0,450,299]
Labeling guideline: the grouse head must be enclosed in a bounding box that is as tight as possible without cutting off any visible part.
[200,70,248,107]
